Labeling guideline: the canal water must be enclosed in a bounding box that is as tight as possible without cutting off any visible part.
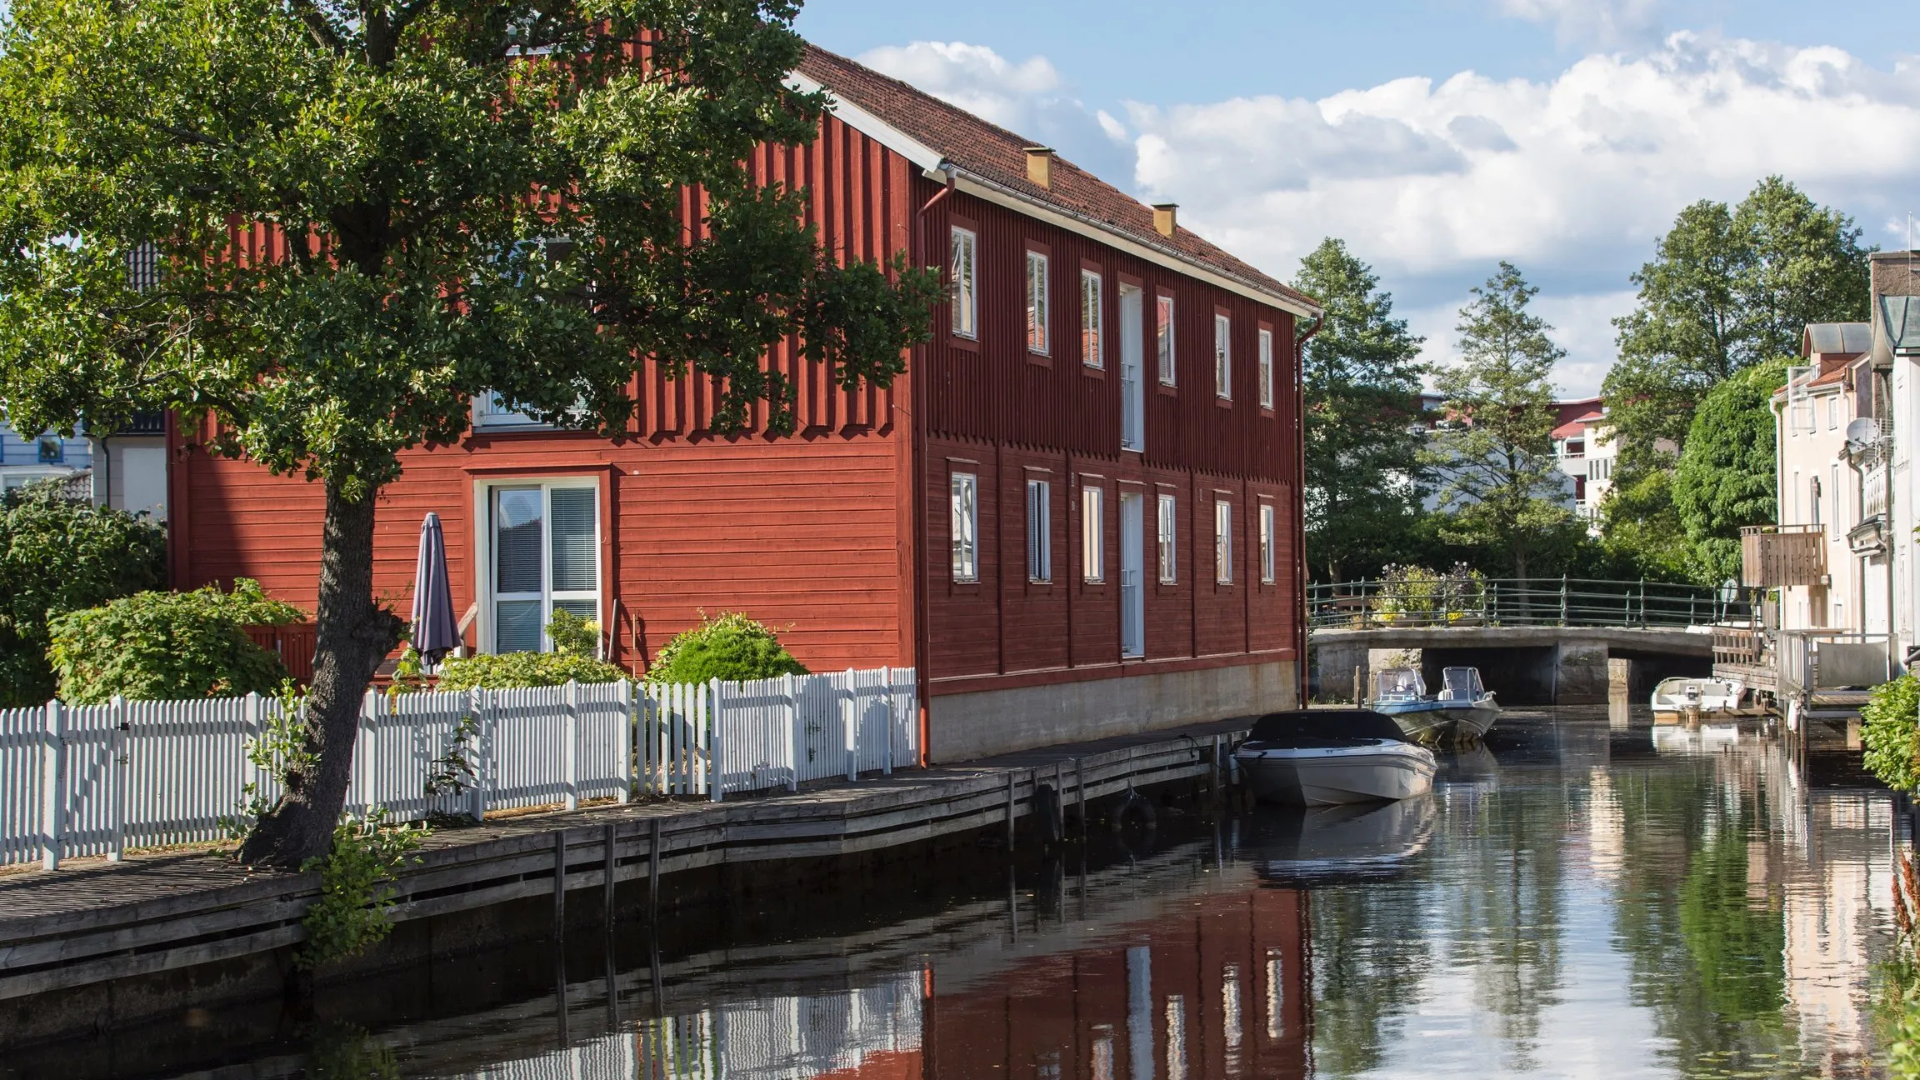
[15,706,1906,1079]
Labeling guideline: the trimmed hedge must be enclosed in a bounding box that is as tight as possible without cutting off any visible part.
[48,579,306,703]
[648,612,806,685]
[434,651,630,691]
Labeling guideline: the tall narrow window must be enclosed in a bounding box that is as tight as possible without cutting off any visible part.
[1081,270,1103,367]
[1260,503,1277,584]
[1157,494,1178,584]
[1258,328,1274,409]
[1156,294,1177,385]
[1026,250,1050,354]
[1214,314,1232,400]
[1082,483,1105,583]
[951,226,978,339]
[951,472,979,582]
[1215,498,1233,584]
[491,483,600,653]
[1027,479,1052,582]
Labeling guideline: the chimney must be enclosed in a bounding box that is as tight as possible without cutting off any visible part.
[1024,146,1054,189]
[1152,203,1178,238]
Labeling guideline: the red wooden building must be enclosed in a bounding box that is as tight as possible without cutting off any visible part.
[167,44,1320,762]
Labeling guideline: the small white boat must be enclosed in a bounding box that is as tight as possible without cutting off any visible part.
[1236,710,1438,806]
[1650,676,1747,718]
[1370,667,1501,743]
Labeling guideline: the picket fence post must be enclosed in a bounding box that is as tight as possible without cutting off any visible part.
[618,680,634,805]
[564,681,580,812]
[707,678,722,804]
[843,669,858,782]
[468,689,489,823]
[784,674,800,792]
[109,694,129,862]
[41,699,64,870]
[882,668,896,777]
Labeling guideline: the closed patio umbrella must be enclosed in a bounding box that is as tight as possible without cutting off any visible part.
[412,512,458,669]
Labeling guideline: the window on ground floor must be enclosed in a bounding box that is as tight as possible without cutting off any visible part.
[1259,503,1276,584]
[1157,493,1177,584]
[1082,483,1105,583]
[491,482,599,653]
[1214,498,1233,584]
[1027,478,1052,582]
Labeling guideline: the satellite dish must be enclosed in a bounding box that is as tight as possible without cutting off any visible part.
[1846,417,1880,453]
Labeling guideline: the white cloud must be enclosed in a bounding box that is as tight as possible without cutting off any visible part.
[1497,0,1665,50]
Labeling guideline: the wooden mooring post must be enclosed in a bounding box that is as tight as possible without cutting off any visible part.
[1005,773,1017,848]
[601,823,617,926]
[551,831,567,938]
[647,818,662,919]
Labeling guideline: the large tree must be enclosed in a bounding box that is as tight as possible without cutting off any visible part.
[1293,238,1428,582]
[1672,360,1788,585]
[0,0,935,866]
[1424,262,1576,582]
[1602,177,1869,475]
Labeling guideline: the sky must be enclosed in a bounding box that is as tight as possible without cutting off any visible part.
[794,0,1920,397]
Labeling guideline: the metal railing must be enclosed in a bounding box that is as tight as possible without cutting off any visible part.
[1307,577,1752,632]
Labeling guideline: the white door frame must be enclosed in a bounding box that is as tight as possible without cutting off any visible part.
[1120,490,1145,658]
[1119,284,1145,453]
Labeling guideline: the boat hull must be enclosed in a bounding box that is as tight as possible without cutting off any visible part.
[1236,741,1437,806]
[1373,700,1501,743]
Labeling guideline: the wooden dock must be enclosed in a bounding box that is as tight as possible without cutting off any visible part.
[0,717,1246,1033]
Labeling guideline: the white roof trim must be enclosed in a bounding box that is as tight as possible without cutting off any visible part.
[943,168,1319,320]
[788,73,944,173]
[788,68,1319,320]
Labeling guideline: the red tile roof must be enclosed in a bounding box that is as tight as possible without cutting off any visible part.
[1551,411,1605,440]
[796,44,1319,316]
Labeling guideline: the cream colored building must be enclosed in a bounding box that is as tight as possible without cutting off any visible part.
[1772,323,1871,631]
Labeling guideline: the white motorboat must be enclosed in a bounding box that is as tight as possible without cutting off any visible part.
[1650,676,1747,718]
[1370,667,1501,743]
[1235,710,1438,807]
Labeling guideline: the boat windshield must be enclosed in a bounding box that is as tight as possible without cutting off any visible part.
[1374,668,1426,701]
[1440,667,1484,702]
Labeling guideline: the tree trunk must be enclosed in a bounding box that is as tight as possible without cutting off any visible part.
[238,482,404,869]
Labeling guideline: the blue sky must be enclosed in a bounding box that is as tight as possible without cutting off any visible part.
[796,0,1920,395]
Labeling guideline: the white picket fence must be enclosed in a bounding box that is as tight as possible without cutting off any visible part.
[0,667,916,869]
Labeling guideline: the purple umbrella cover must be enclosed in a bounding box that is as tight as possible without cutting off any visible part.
[411,512,459,668]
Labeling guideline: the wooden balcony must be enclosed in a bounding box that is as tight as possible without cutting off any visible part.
[1741,525,1825,588]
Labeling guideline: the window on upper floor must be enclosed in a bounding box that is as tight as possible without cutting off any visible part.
[1214,314,1232,400]
[951,226,978,340]
[1158,494,1177,584]
[1828,395,1839,430]
[1082,483,1105,583]
[1027,479,1052,583]
[951,472,979,582]
[1081,270,1103,368]
[1026,250,1050,355]
[1214,498,1233,584]
[1258,328,1274,409]
[1156,294,1176,386]
[490,482,599,654]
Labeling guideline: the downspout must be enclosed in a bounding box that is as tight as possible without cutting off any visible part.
[910,163,956,765]
[1293,316,1324,707]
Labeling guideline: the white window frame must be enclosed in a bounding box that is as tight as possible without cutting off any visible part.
[477,478,602,654]
[1156,294,1177,386]
[1215,498,1233,584]
[1027,478,1052,583]
[1157,493,1177,584]
[1026,250,1050,355]
[1082,269,1104,368]
[1082,483,1105,584]
[1259,503,1276,584]
[951,226,978,340]
[1214,314,1232,400]
[1258,328,1274,410]
[951,471,979,582]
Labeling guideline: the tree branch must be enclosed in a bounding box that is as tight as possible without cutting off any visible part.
[287,0,346,55]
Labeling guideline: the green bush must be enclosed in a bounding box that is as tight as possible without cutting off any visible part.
[1863,672,1920,793]
[648,612,807,684]
[48,579,306,703]
[435,650,630,690]
[0,481,167,705]
[545,608,599,658]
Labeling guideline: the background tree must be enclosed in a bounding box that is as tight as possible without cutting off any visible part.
[1672,360,1788,585]
[1424,263,1577,583]
[1293,238,1429,582]
[0,0,936,866]
[1603,178,1868,473]
[0,482,167,705]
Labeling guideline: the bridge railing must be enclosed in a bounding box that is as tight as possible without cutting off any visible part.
[1307,577,1753,632]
